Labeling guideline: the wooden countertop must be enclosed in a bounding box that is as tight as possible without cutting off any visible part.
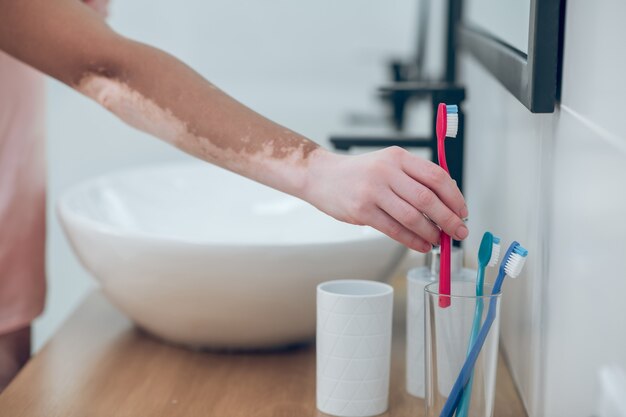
[0,289,526,417]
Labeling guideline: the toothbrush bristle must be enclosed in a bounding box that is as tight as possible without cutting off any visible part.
[446,105,458,114]
[488,242,501,267]
[504,245,528,278]
[512,245,528,257]
[446,113,458,138]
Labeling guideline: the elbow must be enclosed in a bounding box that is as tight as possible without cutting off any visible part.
[66,32,129,89]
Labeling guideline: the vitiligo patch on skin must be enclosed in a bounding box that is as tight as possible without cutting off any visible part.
[77,74,186,145]
[75,74,318,163]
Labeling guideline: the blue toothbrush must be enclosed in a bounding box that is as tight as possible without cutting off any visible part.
[456,232,500,417]
[439,242,528,417]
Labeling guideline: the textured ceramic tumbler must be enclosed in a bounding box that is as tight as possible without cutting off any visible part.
[316,280,394,417]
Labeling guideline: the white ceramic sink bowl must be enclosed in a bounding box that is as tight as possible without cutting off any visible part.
[58,162,406,349]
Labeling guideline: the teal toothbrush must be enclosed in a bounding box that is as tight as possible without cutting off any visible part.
[457,232,501,417]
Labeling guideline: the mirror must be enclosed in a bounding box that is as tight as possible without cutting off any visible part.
[458,0,562,113]
[465,0,531,54]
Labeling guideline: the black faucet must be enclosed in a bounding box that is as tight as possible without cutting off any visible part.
[330,83,466,193]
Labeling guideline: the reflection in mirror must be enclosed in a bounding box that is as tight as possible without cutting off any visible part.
[465,0,531,54]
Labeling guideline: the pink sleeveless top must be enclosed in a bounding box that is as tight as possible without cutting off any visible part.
[0,51,46,334]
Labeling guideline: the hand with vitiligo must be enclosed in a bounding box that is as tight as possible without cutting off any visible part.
[0,0,468,253]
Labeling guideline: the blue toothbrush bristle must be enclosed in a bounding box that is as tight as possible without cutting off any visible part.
[493,236,501,244]
[445,105,459,138]
[512,245,528,257]
[504,244,528,278]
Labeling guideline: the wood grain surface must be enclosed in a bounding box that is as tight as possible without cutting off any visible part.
[0,287,527,417]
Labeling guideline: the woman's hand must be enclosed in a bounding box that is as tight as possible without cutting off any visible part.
[82,0,109,18]
[303,147,469,253]
[0,1,464,244]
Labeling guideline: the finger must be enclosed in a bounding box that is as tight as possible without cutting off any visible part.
[368,206,432,253]
[400,154,468,218]
[390,172,468,240]
[376,189,440,245]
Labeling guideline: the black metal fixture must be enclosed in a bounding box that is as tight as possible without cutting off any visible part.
[329,0,466,192]
[331,83,465,192]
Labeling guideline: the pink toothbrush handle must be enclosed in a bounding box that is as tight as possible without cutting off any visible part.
[436,102,451,308]
[439,232,451,308]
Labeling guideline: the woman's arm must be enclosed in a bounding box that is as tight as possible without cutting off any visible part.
[0,0,468,252]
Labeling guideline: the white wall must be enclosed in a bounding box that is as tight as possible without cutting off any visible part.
[37,0,417,349]
[461,56,549,416]
[461,0,626,415]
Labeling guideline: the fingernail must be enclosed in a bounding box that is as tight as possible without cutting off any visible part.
[455,225,469,240]
[460,205,469,218]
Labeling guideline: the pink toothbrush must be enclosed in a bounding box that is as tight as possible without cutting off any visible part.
[435,103,458,308]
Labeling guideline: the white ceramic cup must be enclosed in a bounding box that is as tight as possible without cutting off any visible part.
[316,280,394,417]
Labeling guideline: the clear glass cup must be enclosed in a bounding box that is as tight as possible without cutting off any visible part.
[424,281,501,417]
